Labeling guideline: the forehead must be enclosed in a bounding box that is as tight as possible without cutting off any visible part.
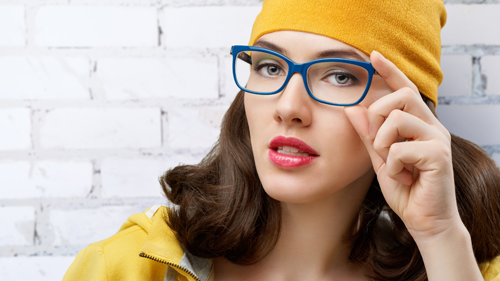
[255,31,371,63]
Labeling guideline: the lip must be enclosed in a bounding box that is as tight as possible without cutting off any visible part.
[268,136,319,168]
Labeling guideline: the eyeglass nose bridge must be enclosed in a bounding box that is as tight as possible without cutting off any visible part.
[282,61,308,89]
[279,62,312,95]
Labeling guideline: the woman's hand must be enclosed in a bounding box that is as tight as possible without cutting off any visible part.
[346,51,457,242]
[345,51,483,281]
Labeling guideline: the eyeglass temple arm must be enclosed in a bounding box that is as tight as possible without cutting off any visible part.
[230,47,252,65]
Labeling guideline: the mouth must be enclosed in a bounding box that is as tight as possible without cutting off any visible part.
[268,136,319,168]
[269,136,319,156]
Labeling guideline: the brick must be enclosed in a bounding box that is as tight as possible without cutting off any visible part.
[163,6,261,48]
[0,160,92,199]
[101,158,165,198]
[438,55,472,96]
[436,105,500,146]
[34,6,157,47]
[0,256,75,281]
[0,57,89,100]
[96,56,218,100]
[0,6,25,46]
[168,106,227,149]
[40,108,161,149]
[0,108,31,150]
[50,206,143,246]
[442,5,500,45]
[482,56,500,96]
[493,154,500,168]
[0,206,35,246]
[101,154,204,198]
[223,55,241,100]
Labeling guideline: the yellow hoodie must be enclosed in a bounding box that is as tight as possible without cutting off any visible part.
[63,205,213,281]
[64,205,500,281]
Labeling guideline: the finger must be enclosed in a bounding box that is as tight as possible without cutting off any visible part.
[371,51,419,94]
[373,110,441,162]
[385,140,452,187]
[385,142,415,186]
[367,87,439,139]
[344,104,385,174]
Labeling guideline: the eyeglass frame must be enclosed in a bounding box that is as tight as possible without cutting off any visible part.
[231,45,378,107]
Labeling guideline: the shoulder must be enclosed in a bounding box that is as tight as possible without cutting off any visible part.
[480,256,500,281]
[63,205,169,281]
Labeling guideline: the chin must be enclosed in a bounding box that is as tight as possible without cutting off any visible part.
[260,175,342,204]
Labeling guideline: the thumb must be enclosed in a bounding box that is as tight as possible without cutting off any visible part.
[344,104,385,173]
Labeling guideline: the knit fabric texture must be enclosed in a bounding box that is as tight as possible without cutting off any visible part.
[248,0,447,107]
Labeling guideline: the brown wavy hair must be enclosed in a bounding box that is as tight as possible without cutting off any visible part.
[161,91,500,280]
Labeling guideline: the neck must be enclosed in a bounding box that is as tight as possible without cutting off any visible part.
[267,178,370,280]
[215,170,375,281]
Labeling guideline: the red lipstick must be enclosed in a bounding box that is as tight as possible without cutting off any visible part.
[268,136,319,168]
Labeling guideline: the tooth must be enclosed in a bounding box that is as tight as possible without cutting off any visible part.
[289,146,299,153]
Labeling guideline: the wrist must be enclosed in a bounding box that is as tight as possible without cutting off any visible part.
[406,210,466,246]
[412,221,483,281]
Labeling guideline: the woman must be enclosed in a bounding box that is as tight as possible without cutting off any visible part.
[64,0,500,280]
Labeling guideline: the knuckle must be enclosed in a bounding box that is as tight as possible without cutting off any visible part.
[372,137,384,153]
[387,109,403,122]
[389,142,402,156]
[401,87,417,99]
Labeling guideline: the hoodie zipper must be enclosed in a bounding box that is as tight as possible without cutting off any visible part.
[139,253,201,281]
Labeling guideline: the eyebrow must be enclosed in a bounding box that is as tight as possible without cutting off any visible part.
[253,40,287,56]
[253,40,368,62]
[316,50,368,62]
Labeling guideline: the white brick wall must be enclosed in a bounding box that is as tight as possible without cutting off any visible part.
[0,108,31,150]
[35,6,158,47]
[50,206,142,246]
[163,6,261,48]
[95,56,219,99]
[40,108,161,149]
[437,105,500,146]
[169,106,227,149]
[0,161,92,198]
[223,55,241,99]
[0,206,35,246]
[493,154,500,168]
[441,5,500,45]
[439,55,472,96]
[0,6,25,46]
[101,154,204,198]
[101,157,166,198]
[0,57,89,100]
[0,1,499,279]
[482,56,500,95]
[0,256,75,281]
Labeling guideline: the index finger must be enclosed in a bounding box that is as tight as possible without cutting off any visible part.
[370,51,419,94]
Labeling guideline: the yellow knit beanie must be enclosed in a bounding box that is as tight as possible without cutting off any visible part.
[248,0,447,107]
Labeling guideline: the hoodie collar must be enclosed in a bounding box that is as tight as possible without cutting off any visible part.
[139,205,213,281]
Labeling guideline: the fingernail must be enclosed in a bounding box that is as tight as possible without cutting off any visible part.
[373,50,386,62]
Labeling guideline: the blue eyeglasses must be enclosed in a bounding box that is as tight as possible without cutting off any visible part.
[231,45,377,106]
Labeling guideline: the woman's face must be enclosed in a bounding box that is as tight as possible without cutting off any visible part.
[245,31,392,204]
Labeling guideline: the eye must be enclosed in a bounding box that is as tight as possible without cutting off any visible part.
[265,65,281,76]
[333,74,349,84]
[254,62,285,78]
[323,72,357,86]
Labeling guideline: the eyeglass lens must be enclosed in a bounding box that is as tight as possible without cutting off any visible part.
[235,50,370,105]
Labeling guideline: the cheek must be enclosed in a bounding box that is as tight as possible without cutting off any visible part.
[244,93,273,150]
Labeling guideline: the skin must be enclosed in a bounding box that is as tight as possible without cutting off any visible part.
[214,31,483,281]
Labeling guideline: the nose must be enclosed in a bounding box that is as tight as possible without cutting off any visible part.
[273,73,313,127]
